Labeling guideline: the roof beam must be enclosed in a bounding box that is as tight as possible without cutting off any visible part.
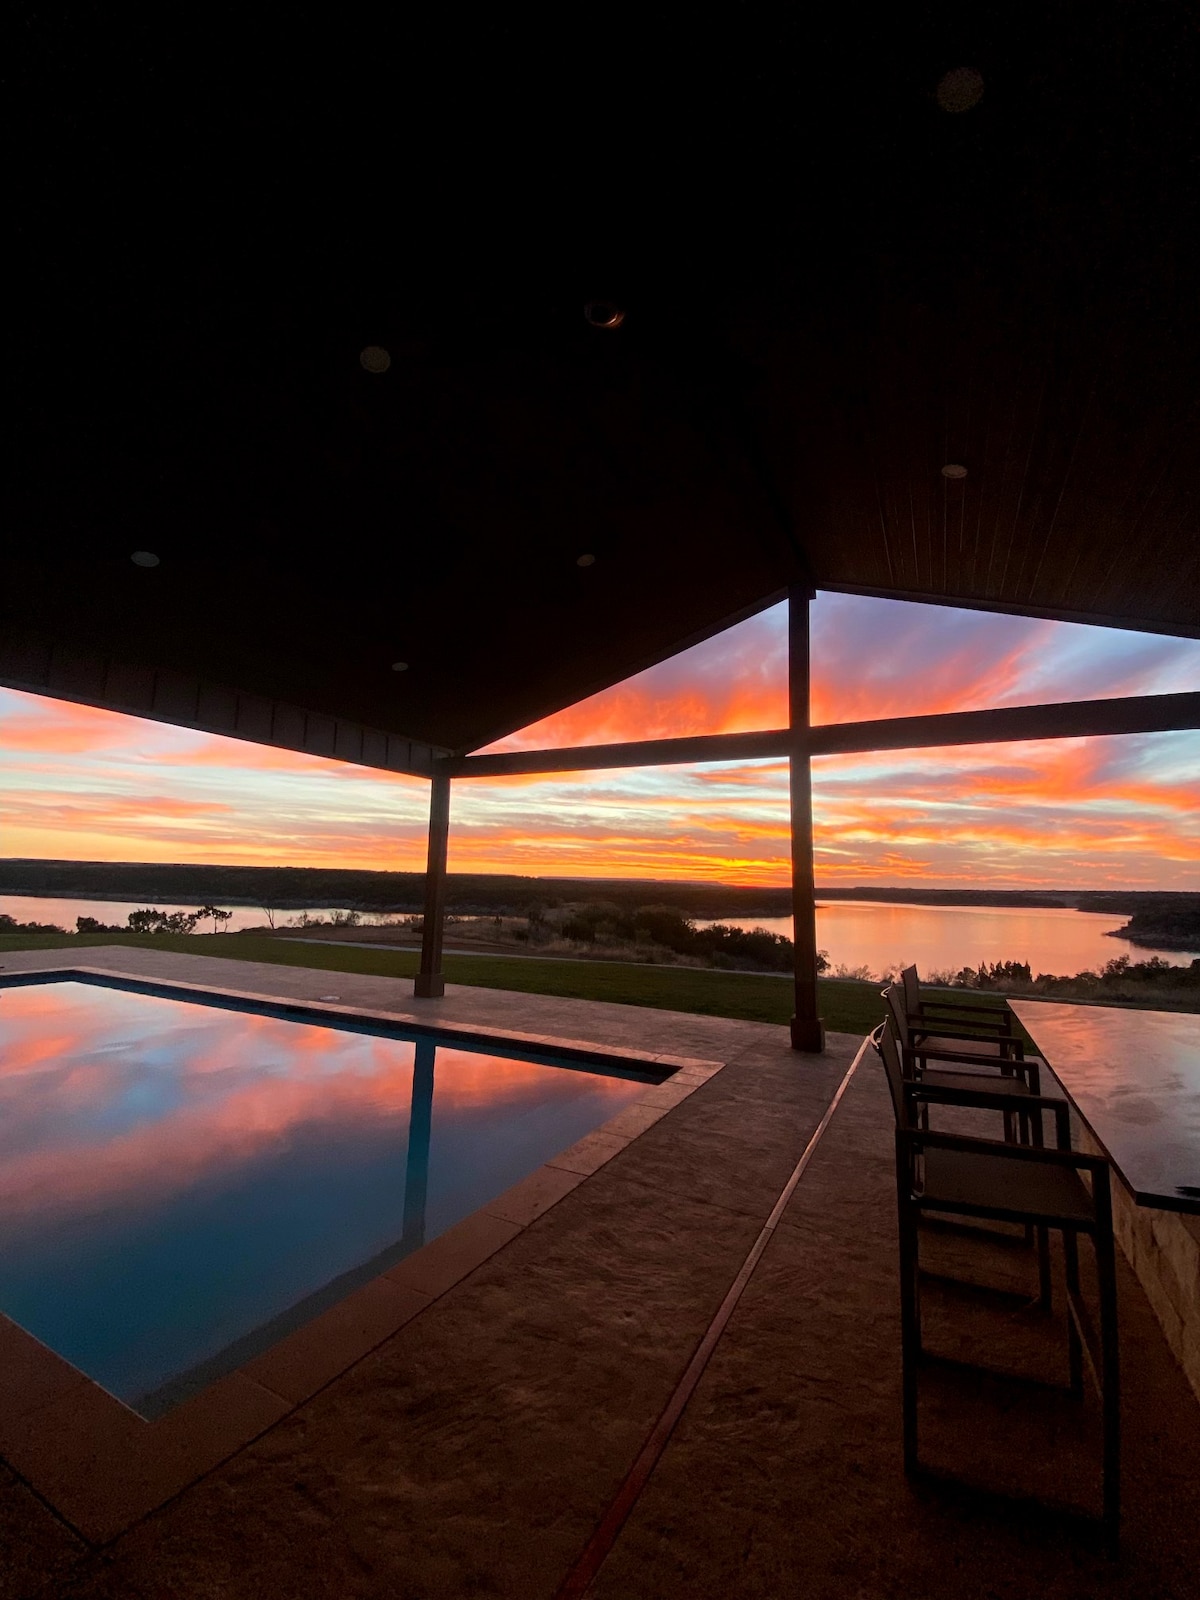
[810,690,1200,757]
[444,690,1200,777]
[446,728,793,776]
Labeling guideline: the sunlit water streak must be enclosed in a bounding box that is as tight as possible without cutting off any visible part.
[696,902,1194,977]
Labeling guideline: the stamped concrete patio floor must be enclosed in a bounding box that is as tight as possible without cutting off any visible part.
[2,948,1197,1600]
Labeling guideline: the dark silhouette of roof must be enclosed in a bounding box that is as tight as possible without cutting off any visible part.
[5,8,1198,764]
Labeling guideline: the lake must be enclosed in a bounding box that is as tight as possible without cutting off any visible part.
[2,894,1194,981]
[0,897,355,935]
[696,901,1195,978]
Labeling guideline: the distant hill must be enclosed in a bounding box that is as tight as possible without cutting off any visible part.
[1,859,1197,922]
[0,859,789,917]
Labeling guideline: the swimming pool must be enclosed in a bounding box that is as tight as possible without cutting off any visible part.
[0,974,664,1417]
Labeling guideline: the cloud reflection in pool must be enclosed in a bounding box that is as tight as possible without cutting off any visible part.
[0,980,650,1414]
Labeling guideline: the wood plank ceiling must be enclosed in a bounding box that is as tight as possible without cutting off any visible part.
[4,8,1198,766]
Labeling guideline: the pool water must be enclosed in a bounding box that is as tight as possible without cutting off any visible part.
[0,977,659,1416]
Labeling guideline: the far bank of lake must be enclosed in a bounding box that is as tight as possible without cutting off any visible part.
[4,893,1195,981]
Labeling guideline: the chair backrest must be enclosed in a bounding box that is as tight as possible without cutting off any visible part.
[870,1020,911,1130]
[882,983,911,1050]
[901,964,921,1016]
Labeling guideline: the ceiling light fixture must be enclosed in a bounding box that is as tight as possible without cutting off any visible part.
[584,301,624,329]
[360,346,392,373]
[391,660,409,672]
[941,463,968,479]
[936,67,984,113]
[576,553,596,567]
[130,550,160,567]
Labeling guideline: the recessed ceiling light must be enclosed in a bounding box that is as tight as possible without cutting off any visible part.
[576,553,596,567]
[584,301,624,329]
[360,346,391,373]
[941,463,968,479]
[936,67,984,113]
[391,660,409,672]
[130,550,160,567]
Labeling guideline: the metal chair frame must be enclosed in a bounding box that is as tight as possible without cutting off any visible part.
[882,992,1051,1285]
[884,977,1032,1079]
[900,962,1017,1046]
[871,1022,1121,1552]
[882,983,1043,1144]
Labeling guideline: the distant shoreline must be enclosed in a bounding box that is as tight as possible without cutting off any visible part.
[1,859,1196,922]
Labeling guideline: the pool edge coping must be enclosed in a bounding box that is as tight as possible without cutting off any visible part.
[0,961,727,1546]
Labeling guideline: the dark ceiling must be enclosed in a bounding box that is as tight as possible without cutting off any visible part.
[5,6,1199,765]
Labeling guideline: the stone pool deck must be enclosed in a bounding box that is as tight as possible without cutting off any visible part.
[1,947,1198,1599]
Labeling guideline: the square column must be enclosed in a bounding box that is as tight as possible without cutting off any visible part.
[414,771,451,999]
[789,586,826,1052]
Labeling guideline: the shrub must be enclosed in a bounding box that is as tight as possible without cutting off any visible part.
[0,912,67,934]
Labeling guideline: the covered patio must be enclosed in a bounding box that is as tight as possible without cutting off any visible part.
[4,6,1200,1595]
[1,945,1198,1599]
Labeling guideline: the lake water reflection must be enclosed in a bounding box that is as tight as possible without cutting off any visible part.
[698,901,1193,978]
[0,895,345,933]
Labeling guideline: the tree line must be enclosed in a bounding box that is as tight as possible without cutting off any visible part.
[0,905,236,936]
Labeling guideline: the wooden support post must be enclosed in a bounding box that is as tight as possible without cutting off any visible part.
[789,587,825,1053]
[414,771,450,998]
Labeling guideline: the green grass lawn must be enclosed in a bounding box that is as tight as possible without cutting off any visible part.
[0,930,917,1034]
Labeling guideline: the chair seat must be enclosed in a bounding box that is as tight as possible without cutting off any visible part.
[922,1066,1033,1097]
[917,1033,1012,1058]
[920,1147,1095,1224]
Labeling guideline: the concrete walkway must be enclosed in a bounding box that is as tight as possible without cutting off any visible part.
[1,949,1197,1599]
[0,943,788,1058]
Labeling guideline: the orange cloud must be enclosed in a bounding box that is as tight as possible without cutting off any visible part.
[0,697,147,755]
[497,682,790,751]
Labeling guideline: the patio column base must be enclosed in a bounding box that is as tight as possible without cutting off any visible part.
[790,1014,826,1053]
[413,973,445,999]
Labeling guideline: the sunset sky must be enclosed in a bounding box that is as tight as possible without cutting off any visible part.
[1,594,1198,889]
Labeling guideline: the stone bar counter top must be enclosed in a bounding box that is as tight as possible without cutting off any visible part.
[1011,1001,1200,1213]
